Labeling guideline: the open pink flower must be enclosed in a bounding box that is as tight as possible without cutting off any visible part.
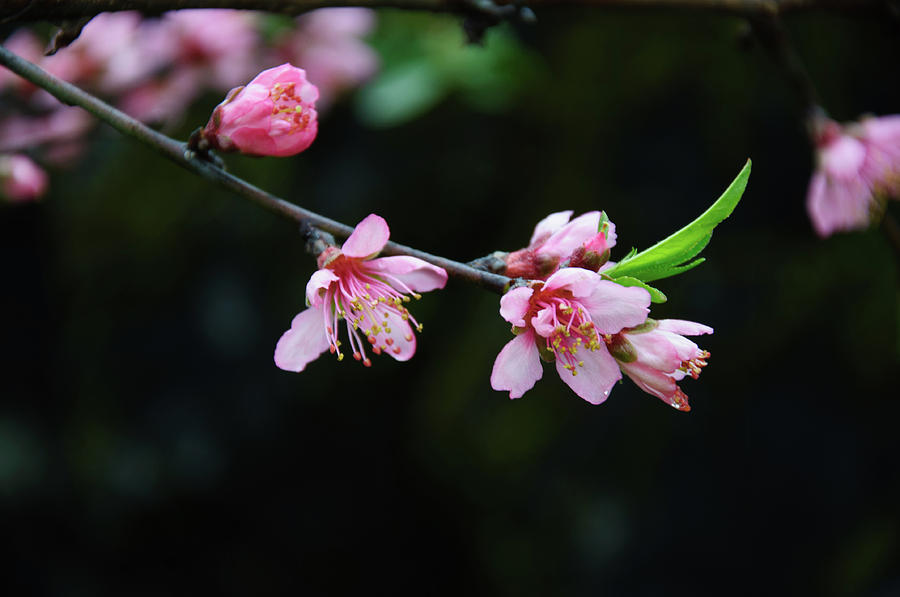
[807,114,900,237]
[0,154,48,202]
[505,211,615,279]
[275,214,448,372]
[491,268,650,404]
[608,318,712,412]
[201,64,319,157]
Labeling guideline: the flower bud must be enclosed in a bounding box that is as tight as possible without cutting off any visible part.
[200,63,319,157]
[0,154,48,202]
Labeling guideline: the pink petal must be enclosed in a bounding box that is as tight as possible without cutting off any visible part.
[342,213,390,258]
[861,115,900,144]
[531,307,556,338]
[499,286,534,326]
[491,330,543,399]
[375,308,416,362]
[305,268,339,306]
[543,267,602,296]
[363,256,448,293]
[821,135,866,180]
[555,346,621,405]
[529,210,573,247]
[620,361,677,402]
[624,332,681,372]
[274,306,331,372]
[657,319,714,336]
[580,281,650,334]
[537,211,601,259]
[806,172,871,237]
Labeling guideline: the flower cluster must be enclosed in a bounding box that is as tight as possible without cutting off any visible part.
[807,113,900,237]
[1,9,377,201]
[275,215,447,372]
[275,209,714,412]
[492,212,713,410]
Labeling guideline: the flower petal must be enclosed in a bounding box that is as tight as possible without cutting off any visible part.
[531,307,556,338]
[274,306,330,372]
[491,330,543,399]
[537,211,601,260]
[529,210,573,247]
[375,308,416,362]
[624,332,682,372]
[305,268,339,306]
[542,267,602,296]
[342,213,390,258]
[580,280,650,334]
[364,256,448,293]
[555,346,621,405]
[620,361,678,402]
[656,319,714,336]
[499,286,533,326]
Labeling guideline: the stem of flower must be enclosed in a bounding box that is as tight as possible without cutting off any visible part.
[0,45,511,293]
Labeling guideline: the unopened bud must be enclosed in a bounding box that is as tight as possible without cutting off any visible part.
[200,64,319,157]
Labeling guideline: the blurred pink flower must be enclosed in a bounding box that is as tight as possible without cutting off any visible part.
[161,10,260,90]
[273,8,378,107]
[608,318,712,412]
[275,214,448,372]
[0,108,93,153]
[118,69,202,124]
[201,64,319,157]
[43,12,143,89]
[807,114,900,237]
[505,211,613,279]
[0,30,44,93]
[491,268,650,404]
[0,154,48,202]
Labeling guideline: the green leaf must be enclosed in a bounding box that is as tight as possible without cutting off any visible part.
[604,160,750,282]
[609,276,668,303]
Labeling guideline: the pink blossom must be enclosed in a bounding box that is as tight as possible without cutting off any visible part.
[273,8,378,108]
[807,114,900,237]
[0,30,44,93]
[274,214,448,372]
[159,10,260,90]
[0,108,93,154]
[505,211,615,279]
[608,319,712,412]
[201,64,319,157]
[491,268,650,404]
[857,115,900,197]
[0,154,48,202]
[43,12,143,89]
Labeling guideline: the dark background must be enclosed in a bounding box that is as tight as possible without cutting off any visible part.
[2,8,899,596]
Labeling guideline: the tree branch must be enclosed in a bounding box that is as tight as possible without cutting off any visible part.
[0,45,511,293]
[0,0,887,23]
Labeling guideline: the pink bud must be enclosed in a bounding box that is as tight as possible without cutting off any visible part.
[0,155,48,202]
[201,64,319,157]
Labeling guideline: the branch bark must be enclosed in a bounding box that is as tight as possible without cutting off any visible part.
[0,0,888,23]
[0,45,512,293]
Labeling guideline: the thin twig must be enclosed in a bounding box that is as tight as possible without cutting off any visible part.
[0,0,887,23]
[0,45,511,293]
[747,12,820,116]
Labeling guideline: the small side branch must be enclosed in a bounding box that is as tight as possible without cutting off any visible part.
[0,45,511,293]
[747,12,820,116]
